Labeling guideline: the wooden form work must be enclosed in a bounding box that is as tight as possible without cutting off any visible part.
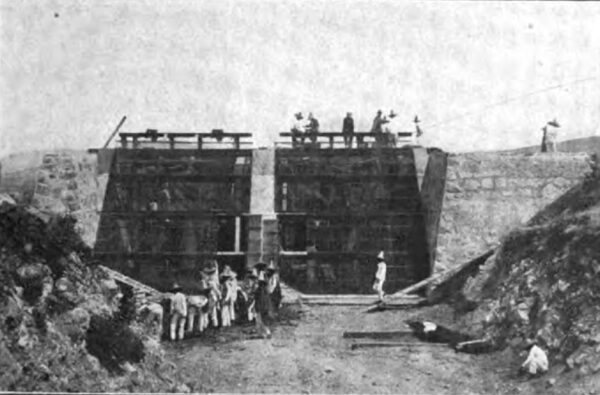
[119,131,253,150]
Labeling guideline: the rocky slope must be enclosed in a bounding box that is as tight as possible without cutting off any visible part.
[459,165,600,376]
[0,202,189,392]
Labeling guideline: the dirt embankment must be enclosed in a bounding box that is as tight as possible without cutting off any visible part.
[453,166,600,384]
[0,202,189,392]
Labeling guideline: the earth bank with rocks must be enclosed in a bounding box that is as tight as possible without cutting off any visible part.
[0,201,190,392]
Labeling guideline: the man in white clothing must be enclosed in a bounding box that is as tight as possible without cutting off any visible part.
[169,283,187,341]
[291,112,305,148]
[521,344,548,376]
[372,251,387,302]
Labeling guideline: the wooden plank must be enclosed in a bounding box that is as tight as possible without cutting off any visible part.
[299,295,425,306]
[390,249,496,298]
[343,331,414,339]
[350,341,447,349]
[103,116,127,149]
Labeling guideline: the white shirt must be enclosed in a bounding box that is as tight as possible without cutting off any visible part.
[171,292,187,316]
[375,261,387,283]
[291,119,304,133]
[522,345,548,374]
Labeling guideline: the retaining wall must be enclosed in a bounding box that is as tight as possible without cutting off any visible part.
[435,152,593,273]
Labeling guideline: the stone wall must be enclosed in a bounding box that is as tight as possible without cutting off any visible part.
[435,152,593,273]
[30,151,108,247]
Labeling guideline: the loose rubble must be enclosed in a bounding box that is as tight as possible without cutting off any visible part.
[457,169,600,378]
[0,201,188,392]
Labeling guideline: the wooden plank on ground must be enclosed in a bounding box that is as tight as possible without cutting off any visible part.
[300,295,425,306]
[350,341,448,350]
[343,331,414,340]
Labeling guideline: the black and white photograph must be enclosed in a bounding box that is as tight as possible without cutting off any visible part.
[1,0,599,393]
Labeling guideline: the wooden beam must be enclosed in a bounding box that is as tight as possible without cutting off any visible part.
[350,342,447,349]
[103,116,127,149]
[343,331,414,339]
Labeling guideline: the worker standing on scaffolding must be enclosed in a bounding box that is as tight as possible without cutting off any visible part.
[306,113,320,145]
[342,112,355,148]
[371,110,388,147]
[291,112,305,148]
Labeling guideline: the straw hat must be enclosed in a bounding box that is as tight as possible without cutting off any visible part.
[266,260,277,273]
[203,260,218,274]
[220,265,236,279]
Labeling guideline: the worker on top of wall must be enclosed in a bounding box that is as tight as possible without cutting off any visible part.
[382,110,399,147]
[413,115,423,145]
[342,112,355,148]
[291,112,305,148]
[371,110,389,146]
[545,119,560,153]
[306,113,320,145]
[372,251,387,303]
[169,283,187,341]
[266,260,282,316]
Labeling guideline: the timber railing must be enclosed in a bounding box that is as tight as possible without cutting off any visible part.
[278,131,414,149]
[117,130,253,150]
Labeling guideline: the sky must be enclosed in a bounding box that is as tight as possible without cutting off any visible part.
[1,0,599,157]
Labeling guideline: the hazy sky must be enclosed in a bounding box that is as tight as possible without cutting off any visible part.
[1,0,599,157]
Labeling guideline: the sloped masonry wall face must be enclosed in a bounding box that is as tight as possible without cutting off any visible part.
[435,152,592,274]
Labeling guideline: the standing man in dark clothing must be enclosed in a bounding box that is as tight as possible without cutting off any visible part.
[342,112,355,148]
[371,110,388,146]
[307,112,320,144]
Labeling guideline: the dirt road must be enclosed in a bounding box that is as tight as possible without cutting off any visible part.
[165,305,597,394]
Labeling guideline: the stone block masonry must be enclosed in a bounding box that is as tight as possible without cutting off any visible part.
[435,152,593,273]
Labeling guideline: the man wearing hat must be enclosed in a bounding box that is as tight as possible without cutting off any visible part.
[413,115,423,145]
[201,260,221,328]
[266,260,282,316]
[291,112,305,148]
[240,268,259,322]
[169,283,187,341]
[382,110,399,147]
[254,269,272,338]
[372,251,387,302]
[371,110,389,146]
[219,265,237,327]
[342,112,355,148]
[544,119,560,153]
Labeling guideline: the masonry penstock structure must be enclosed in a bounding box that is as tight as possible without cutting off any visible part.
[89,129,445,295]
[86,129,592,297]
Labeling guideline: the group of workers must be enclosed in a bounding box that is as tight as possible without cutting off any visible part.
[290,111,422,148]
[164,260,281,341]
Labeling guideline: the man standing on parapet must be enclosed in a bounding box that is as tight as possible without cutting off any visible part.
[545,119,560,153]
[382,110,399,147]
[291,112,305,148]
[342,112,355,148]
[306,112,320,144]
[371,110,388,146]
[372,251,387,303]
